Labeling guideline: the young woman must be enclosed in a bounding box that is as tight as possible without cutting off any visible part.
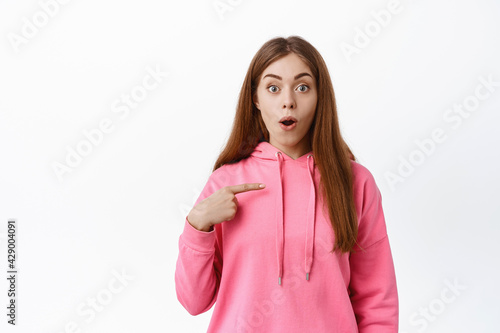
[175,35,398,332]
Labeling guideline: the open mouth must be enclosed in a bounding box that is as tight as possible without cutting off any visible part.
[279,117,297,130]
[279,116,298,126]
[281,120,295,126]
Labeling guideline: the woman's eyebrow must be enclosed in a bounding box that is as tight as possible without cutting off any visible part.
[262,73,313,81]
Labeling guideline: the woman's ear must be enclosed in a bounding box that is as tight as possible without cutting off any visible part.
[253,93,260,110]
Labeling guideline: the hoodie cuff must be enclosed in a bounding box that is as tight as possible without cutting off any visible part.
[180,217,216,253]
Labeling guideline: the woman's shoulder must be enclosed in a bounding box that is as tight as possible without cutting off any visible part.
[350,159,374,179]
[207,158,249,184]
[349,159,380,192]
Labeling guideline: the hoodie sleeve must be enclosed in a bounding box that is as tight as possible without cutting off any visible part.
[348,167,399,332]
[174,169,224,316]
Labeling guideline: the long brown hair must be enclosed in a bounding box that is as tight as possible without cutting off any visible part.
[213,35,361,254]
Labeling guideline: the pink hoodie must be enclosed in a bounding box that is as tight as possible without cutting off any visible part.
[175,141,398,332]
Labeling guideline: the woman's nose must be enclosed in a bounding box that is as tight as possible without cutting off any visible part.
[281,89,296,109]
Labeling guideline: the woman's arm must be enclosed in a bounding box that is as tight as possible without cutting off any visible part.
[174,172,223,315]
[349,168,399,332]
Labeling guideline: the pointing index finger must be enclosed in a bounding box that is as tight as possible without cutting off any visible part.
[227,183,266,194]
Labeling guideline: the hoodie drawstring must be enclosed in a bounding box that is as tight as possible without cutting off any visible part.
[274,151,316,285]
[275,151,284,285]
[305,154,316,281]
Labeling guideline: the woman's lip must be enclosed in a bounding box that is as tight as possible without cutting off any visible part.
[279,116,298,123]
[279,122,297,131]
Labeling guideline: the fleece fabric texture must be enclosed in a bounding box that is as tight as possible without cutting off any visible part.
[175,141,398,332]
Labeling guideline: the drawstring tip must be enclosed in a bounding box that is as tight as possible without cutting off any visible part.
[306,273,309,281]
[278,277,282,285]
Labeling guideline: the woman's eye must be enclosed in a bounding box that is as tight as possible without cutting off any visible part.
[298,84,309,92]
[268,85,279,93]
[267,84,309,93]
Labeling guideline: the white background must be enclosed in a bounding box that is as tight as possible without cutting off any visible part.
[1,0,499,332]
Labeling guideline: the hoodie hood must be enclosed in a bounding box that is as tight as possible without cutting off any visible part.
[250,141,316,285]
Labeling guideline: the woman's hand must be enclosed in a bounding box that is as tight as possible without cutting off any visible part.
[187,183,266,232]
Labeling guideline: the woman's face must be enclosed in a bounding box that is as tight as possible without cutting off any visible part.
[253,52,317,159]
